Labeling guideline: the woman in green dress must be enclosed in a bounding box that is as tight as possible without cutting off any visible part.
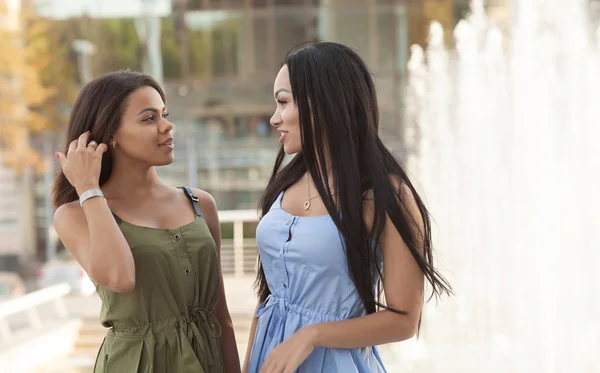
[51,70,241,373]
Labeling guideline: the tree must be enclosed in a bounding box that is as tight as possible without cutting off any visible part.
[0,1,73,174]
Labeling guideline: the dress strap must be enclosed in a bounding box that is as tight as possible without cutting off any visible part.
[112,212,123,224]
[178,186,202,217]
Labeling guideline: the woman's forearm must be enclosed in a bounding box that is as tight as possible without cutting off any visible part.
[241,304,260,373]
[82,197,135,291]
[219,319,241,373]
[309,310,417,349]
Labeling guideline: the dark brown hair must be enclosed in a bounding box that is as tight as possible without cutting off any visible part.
[52,70,166,208]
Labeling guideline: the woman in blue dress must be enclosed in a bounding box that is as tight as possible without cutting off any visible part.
[242,42,452,373]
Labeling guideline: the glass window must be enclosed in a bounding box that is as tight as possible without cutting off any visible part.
[376,6,399,71]
[212,17,242,76]
[274,9,317,62]
[329,0,370,6]
[188,0,203,10]
[160,17,183,79]
[252,13,272,73]
[185,10,244,78]
[253,0,270,7]
[224,0,248,8]
[327,6,371,65]
[85,18,143,75]
[188,0,227,10]
[274,0,306,5]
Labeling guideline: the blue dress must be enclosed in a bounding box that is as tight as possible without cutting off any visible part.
[248,191,387,373]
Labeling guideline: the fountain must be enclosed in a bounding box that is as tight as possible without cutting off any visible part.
[399,0,600,372]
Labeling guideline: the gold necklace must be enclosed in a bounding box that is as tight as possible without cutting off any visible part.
[304,176,335,211]
[303,176,320,211]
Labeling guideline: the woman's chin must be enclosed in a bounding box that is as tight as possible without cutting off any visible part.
[283,144,301,155]
[154,154,175,166]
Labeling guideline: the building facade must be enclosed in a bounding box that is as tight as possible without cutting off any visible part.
[160,0,414,209]
[6,0,514,264]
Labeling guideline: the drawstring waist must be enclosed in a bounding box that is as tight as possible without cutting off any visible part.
[105,307,221,336]
[104,307,223,368]
[187,306,222,338]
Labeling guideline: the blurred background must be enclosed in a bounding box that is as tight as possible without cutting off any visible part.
[0,0,598,372]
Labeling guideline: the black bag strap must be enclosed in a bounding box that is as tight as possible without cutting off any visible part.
[178,186,202,217]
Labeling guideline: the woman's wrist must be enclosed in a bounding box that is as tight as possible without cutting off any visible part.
[76,182,101,197]
[303,323,322,347]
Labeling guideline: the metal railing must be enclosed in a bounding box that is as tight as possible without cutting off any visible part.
[0,209,258,340]
[218,209,260,277]
[0,283,70,341]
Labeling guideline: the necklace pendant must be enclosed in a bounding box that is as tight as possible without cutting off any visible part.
[303,200,311,211]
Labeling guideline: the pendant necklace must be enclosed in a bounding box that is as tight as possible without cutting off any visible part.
[303,176,321,211]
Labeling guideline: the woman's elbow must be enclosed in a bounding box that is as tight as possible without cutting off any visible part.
[407,317,423,340]
[389,312,420,342]
[89,267,136,293]
[110,277,136,293]
[401,323,418,341]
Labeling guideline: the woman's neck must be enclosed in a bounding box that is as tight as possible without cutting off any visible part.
[101,157,164,200]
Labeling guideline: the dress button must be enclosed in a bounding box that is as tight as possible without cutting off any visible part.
[174,234,181,241]
[184,268,191,275]
[283,283,287,288]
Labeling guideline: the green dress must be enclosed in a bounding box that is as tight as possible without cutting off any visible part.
[93,187,225,373]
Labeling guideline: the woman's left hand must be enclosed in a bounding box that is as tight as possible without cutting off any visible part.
[259,325,318,373]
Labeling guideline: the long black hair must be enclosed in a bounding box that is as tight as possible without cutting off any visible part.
[256,42,451,320]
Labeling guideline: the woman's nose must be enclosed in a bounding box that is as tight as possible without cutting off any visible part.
[270,112,282,127]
